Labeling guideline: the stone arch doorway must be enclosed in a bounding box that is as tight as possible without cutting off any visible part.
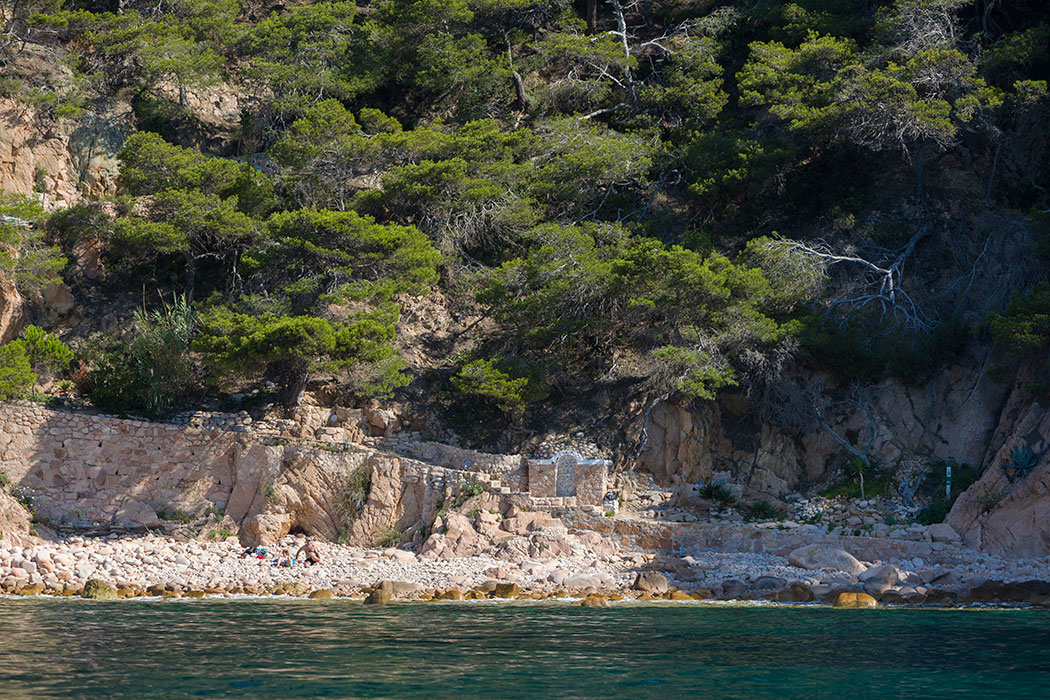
[553,450,581,497]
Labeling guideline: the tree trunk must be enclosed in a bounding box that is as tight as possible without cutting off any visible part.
[270,356,310,407]
[587,0,597,33]
[609,0,636,102]
[641,0,653,27]
[915,139,926,205]
[505,33,529,112]
[179,81,188,107]
[185,254,196,302]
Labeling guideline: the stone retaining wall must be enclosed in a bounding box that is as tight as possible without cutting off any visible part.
[379,435,524,474]
[0,401,607,540]
[564,513,984,566]
[0,402,244,526]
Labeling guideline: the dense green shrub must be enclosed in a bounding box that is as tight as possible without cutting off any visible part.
[195,307,406,406]
[741,501,784,522]
[698,482,736,505]
[989,282,1050,354]
[0,192,66,294]
[22,325,73,373]
[84,297,198,417]
[0,341,36,400]
[0,326,73,400]
[446,356,548,431]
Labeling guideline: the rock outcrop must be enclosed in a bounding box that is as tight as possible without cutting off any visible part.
[948,373,1050,557]
[0,97,130,209]
[0,276,24,344]
[0,491,35,547]
[639,346,1011,506]
[238,448,425,548]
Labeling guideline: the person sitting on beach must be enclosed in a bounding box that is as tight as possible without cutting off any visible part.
[273,548,294,567]
[296,537,321,566]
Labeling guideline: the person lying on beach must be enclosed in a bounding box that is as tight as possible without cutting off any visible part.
[296,537,321,566]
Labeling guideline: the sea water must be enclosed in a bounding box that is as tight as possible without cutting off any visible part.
[1,599,1048,698]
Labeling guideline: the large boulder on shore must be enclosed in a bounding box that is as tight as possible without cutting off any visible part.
[924,523,961,543]
[787,544,866,574]
[833,591,878,608]
[113,500,160,529]
[858,564,900,594]
[632,571,669,594]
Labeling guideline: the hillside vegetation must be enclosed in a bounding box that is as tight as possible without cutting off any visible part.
[0,0,1048,445]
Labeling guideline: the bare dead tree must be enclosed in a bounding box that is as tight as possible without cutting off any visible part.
[762,228,933,332]
[880,0,969,57]
[737,345,817,435]
[812,382,881,497]
[504,32,529,112]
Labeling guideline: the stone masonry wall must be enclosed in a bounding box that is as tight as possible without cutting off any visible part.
[0,402,243,527]
[0,402,608,542]
[379,434,524,475]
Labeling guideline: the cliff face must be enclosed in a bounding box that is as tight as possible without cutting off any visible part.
[948,369,1050,557]
[638,347,1010,497]
[0,491,35,547]
[632,348,1050,558]
[0,276,24,343]
[0,402,461,549]
[0,97,130,209]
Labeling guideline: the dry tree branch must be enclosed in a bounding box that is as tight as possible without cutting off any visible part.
[767,227,932,331]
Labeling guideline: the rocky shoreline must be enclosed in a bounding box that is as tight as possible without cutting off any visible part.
[3,532,1050,608]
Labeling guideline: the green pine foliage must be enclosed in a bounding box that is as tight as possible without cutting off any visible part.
[0,326,72,400]
[0,341,37,400]
[5,0,1048,422]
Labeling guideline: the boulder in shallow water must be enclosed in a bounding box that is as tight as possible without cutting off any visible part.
[579,595,609,607]
[833,592,877,608]
[309,589,335,599]
[787,544,866,574]
[16,583,44,596]
[753,576,786,593]
[365,580,393,605]
[858,565,900,595]
[439,588,464,601]
[719,579,748,599]
[493,582,519,599]
[81,579,117,600]
[768,582,814,603]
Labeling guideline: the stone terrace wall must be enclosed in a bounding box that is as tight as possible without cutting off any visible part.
[0,401,606,541]
[0,402,245,526]
[379,434,524,474]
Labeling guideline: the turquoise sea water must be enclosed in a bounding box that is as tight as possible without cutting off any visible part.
[1,599,1048,699]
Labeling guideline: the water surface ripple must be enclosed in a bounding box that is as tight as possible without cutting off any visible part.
[1,599,1048,699]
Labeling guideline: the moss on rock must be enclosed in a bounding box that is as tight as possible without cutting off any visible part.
[81,579,118,600]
